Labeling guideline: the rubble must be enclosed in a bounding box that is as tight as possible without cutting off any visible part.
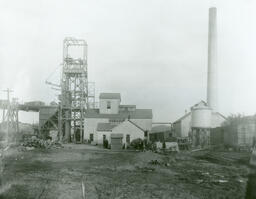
[135,166,155,172]
[148,159,170,167]
[22,136,63,150]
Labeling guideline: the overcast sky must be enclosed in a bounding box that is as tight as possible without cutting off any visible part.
[0,0,255,123]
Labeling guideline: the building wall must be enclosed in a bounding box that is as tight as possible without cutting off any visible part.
[97,131,112,145]
[99,99,120,114]
[181,114,191,137]
[96,121,145,146]
[173,112,225,138]
[112,120,145,147]
[224,121,256,147]
[173,122,182,137]
[237,122,256,146]
[149,131,172,142]
[212,112,226,128]
[84,118,108,141]
[130,119,152,131]
[224,125,238,147]
[173,114,191,138]
[210,127,224,145]
[84,118,150,143]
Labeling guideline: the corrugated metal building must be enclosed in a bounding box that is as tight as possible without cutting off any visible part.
[173,101,226,138]
[149,125,172,142]
[224,116,256,148]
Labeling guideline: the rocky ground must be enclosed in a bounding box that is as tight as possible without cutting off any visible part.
[0,144,253,199]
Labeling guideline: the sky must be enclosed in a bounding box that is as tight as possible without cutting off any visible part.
[0,0,255,123]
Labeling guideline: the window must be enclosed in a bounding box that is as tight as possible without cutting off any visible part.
[144,131,148,137]
[107,101,111,109]
[109,119,125,125]
[103,134,106,141]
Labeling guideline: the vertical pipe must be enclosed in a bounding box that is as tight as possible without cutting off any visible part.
[207,7,218,111]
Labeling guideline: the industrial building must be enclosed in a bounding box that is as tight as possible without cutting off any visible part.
[0,7,228,150]
[0,37,153,146]
[172,7,226,148]
[224,115,256,148]
[149,124,172,142]
[84,93,152,147]
[173,101,225,137]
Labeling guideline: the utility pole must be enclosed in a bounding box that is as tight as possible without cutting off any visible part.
[2,89,13,143]
[2,88,13,102]
[2,89,19,143]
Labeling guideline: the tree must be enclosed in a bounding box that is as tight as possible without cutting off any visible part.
[222,113,245,127]
[130,138,143,150]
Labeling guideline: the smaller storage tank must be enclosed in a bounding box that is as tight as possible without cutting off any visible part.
[191,101,212,128]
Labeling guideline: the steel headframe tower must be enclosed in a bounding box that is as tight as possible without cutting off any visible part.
[59,37,94,143]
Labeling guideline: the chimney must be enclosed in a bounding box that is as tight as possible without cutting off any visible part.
[207,7,218,111]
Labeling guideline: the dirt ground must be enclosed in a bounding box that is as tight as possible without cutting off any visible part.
[0,144,252,199]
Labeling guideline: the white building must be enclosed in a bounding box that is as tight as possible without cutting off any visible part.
[97,120,146,148]
[84,93,152,146]
[173,101,226,138]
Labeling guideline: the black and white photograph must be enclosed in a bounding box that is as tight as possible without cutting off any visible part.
[0,0,256,198]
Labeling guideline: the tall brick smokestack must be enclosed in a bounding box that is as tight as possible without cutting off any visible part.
[207,7,218,111]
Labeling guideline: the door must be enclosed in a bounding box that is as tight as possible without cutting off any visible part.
[111,138,123,150]
[126,134,130,145]
[89,133,94,142]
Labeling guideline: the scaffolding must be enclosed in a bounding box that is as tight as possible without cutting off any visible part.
[59,37,95,143]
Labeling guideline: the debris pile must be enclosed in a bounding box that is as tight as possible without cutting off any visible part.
[135,166,155,172]
[174,169,234,187]
[148,159,170,167]
[22,136,63,150]
[154,141,179,153]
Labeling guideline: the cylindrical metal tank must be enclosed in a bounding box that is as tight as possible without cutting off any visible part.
[191,102,212,128]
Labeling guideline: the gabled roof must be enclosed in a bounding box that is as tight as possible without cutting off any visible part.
[85,109,152,119]
[97,123,117,131]
[119,105,136,108]
[191,100,211,110]
[173,112,191,124]
[96,120,146,133]
[173,110,227,124]
[174,100,209,124]
[151,125,172,133]
[191,100,207,107]
[99,93,121,100]
[127,120,146,132]
[213,112,226,120]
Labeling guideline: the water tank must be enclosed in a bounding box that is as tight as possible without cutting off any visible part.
[191,101,212,128]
